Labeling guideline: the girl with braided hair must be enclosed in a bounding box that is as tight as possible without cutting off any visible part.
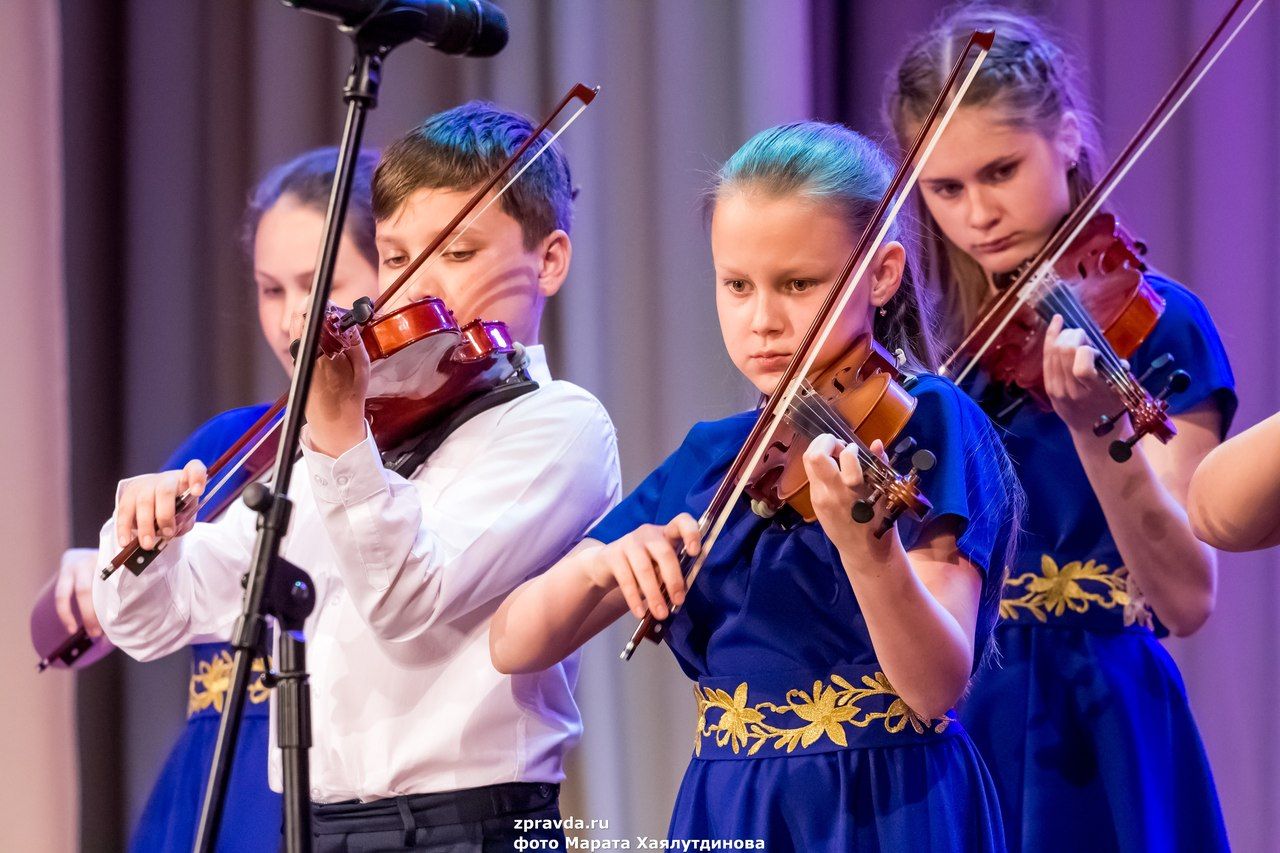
[886,6,1233,851]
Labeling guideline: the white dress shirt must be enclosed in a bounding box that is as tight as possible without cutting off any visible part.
[95,346,621,802]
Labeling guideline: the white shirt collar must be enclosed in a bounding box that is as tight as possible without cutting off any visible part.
[522,344,552,385]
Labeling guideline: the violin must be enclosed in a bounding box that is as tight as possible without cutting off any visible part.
[621,31,995,660]
[746,334,934,536]
[33,83,600,672]
[958,213,1189,446]
[943,0,1260,462]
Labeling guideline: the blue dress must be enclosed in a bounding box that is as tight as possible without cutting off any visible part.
[958,274,1235,852]
[130,403,283,853]
[591,376,1018,852]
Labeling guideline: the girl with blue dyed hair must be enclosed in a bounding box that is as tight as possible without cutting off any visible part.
[492,121,1021,851]
[887,5,1234,851]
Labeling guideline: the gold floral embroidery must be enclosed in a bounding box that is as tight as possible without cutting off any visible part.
[188,651,270,717]
[1000,554,1154,628]
[693,672,948,757]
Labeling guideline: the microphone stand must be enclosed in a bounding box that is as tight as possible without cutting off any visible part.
[193,18,415,853]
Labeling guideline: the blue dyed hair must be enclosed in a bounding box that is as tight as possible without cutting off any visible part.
[710,123,1024,672]
[373,100,573,249]
[242,147,380,268]
[707,121,941,372]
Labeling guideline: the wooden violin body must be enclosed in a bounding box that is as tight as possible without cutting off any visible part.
[746,335,929,524]
[343,296,523,449]
[972,214,1164,410]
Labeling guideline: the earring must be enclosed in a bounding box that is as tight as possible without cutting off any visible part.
[878,306,888,317]
[1068,158,1079,173]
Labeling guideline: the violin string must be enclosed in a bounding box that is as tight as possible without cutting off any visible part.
[796,380,898,474]
[1035,281,1146,409]
[1039,281,1132,383]
[1031,274,1141,402]
[786,384,895,484]
[1031,276,1121,375]
[1052,287,1148,408]
[781,404,891,494]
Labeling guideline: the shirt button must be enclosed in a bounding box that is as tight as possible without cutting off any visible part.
[314,475,328,487]
[311,788,321,798]
[337,475,349,487]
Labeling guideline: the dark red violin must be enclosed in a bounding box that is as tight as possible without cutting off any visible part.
[951,212,1187,455]
[320,295,526,450]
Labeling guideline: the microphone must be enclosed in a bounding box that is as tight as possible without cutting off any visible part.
[281,0,509,57]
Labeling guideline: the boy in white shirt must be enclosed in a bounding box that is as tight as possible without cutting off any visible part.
[96,101,621,852]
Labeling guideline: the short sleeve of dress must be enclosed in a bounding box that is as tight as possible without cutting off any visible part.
[159,404,273,524]
[1132,275,1237,438]
[587,441,684,545]
[895,376,1017,580]
[159,405,273,470]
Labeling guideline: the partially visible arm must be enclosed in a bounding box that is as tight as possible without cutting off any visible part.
[1070,404,1221,635]
[490,539,630,673]
[805,437,979,721]
[54,548,104,638]
[491,515,702,674]
[1188,410,1280,552]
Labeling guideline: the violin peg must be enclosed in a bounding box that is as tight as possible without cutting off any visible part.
[1137,352,1175,384]
[889,437,916,466]
[1093,411,1125,437]
[1109,435,1138,463]
[851,500,876,524]
[1161,369,1191,398]
[338,297,375,330]
[910,449,936,473]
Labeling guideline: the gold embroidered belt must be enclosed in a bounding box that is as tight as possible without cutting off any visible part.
[188,643,270,720]
[693,665,956,760]
[999,554,1158,633]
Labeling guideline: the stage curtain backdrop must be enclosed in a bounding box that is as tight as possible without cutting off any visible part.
[56,0,1279,850]
[0,2,76,852]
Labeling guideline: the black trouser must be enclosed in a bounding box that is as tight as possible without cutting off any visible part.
[306,782,563,852]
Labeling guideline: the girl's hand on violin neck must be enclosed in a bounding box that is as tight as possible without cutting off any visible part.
[305,335,371,458]
[584,514,700,620]
[1043,314,1125,434]
[114,459,207,550]
[803,434,897,559]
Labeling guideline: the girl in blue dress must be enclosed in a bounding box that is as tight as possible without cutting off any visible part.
[54,147,381,851]
[886,7,1235,851]
[491,122,1021,852]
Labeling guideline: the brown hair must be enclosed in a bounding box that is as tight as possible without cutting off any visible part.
[373,100,573,250]
[885,4,1104,347]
